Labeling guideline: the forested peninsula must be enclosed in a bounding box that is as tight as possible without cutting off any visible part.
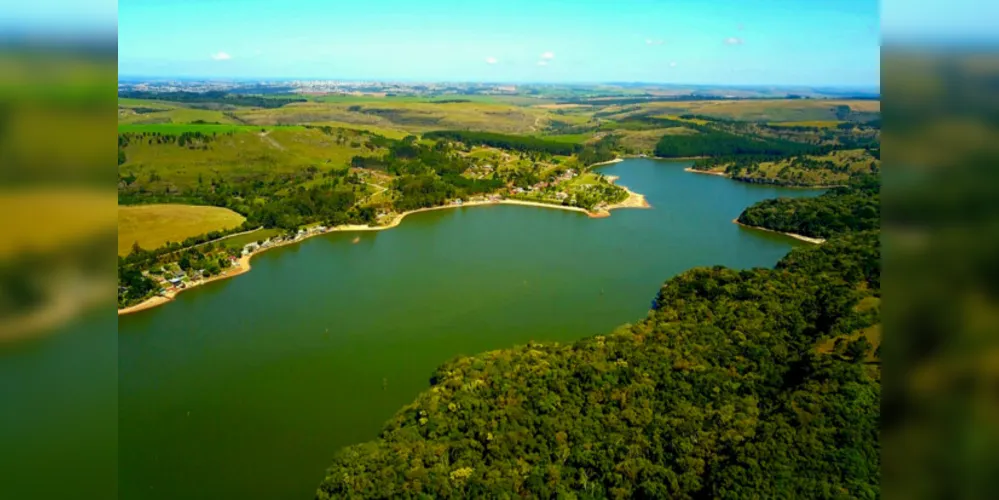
[316,192,881,498]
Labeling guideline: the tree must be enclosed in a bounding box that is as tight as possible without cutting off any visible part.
[846,337,873,363]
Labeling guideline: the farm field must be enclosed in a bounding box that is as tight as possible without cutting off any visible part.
[118,204,246,255]
[118,126,384,190]
[587,99,880,123]
[2,188,116,260]
[117,123,280,134]
[232,100,550,134]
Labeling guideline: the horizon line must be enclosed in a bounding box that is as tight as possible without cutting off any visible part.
[117,76,881,91]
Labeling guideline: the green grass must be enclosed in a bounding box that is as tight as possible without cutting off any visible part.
[227,100,549,134]
[118,123,294,134]
[567,172,603,187]
[768,120,844,128]
[118,107,243,125]
[711,149,880,186]
[221,228,283,250]
[304,121,411,139]
[119,127,384,189]
[118,97,179,108]
[118,204,246,255]
[613,127,697,153]
[611,99,881,122]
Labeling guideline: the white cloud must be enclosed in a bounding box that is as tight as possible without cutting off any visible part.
[723,37,744,45]
[485,56,498,64]
[537,60,548,66]
[669,61,677,67]
[645,39,665,46]
[211,51,231,61]
[540,51,555,60]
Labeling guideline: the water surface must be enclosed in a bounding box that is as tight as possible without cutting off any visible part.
[118,159,822,499]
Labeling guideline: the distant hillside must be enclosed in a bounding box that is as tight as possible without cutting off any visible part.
[693,148,881,187]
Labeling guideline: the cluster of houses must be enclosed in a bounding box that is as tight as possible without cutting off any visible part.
[241,225,330,257]
[509,168,577,198]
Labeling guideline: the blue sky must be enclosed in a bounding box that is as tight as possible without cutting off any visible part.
[118,0,880,86]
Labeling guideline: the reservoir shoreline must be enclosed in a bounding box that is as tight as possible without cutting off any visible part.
[118,183,649,316]
[732,219,826,244]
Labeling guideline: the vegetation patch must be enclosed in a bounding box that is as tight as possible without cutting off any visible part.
[737,176,880,239]
[316,231,881,499]
[118,204,246,256]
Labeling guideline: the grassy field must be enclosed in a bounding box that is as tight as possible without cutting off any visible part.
[591,99,880,123]
[768,120,844,128]
[202,100,550,134]
[118,107,243,126]
[1,188,116,260]
[701,149,880,186]
[118,123,285,134]
[118,204,246,255]
[119,126,383,189]
[613,127,697,153]
[221,228,283,250]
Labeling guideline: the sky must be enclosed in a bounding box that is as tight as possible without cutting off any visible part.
[118,0,882,86]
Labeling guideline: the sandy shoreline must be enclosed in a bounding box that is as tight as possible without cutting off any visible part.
[589,158,624,167]
[732,219,826,244]
[684,167,729,177]
[118,180,649,316]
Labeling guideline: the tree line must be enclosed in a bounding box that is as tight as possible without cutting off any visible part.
[119,91,306,108]
[737,175,880,238]
[423,130,581,156]
[654,129,816,158]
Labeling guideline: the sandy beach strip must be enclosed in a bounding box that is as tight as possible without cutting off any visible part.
[732,219,825,244]
[684,167,729,177]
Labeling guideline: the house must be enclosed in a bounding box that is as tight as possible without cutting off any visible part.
[555,191,569,200]
[168,277,184,287]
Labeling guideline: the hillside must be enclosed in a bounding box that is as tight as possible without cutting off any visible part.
[316,231,881,498]
[693,148,881,187]
[737,176,880,239]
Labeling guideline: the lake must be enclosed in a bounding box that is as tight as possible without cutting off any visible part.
[115,159,821,499]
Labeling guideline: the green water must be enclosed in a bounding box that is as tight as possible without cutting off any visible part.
[116,160,821,499]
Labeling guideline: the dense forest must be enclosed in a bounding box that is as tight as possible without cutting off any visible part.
[423,130,581,155]
[118,90,306,108]
[737,175,880,239]
[654,130,815,158]
[316,230,880,498]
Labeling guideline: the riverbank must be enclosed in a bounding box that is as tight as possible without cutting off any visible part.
[588,158,624,167]
[732,219,826,244]
[684,167,729,177]
[118,188,647,316]
[684,167,846,189]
